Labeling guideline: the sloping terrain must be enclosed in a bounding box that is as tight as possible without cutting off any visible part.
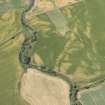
[79,82,105,105]
[1,0,105,105]
[0,0,28,105]
[27,0,105,83]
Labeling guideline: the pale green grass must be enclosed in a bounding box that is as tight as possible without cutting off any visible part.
[80,83,105,105]
[47,9,69,35]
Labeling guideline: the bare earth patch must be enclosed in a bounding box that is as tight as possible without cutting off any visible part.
[20,68,70,105]
[27,0,80,16]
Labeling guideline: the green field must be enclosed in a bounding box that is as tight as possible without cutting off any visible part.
[79,82,105,105]
[0,1,28,105]
[0,35,27,105]
[47,8,69,35]
[27,0,105,83]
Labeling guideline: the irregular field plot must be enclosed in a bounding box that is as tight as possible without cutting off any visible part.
[79,83,105,105]
[20,69,70,105]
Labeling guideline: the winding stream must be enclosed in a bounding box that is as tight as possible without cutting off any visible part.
[19,0,82,105]
[0,0,105,105]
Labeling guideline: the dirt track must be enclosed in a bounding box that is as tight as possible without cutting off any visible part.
[20,68,70,105]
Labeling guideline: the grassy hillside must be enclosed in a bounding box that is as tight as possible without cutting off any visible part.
[27,0,105,83]
[0,1,28,105]
[0,35,26,105]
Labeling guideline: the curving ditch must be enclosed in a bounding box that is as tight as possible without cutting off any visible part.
[0,0,104,105]
[19,0,92,105]
[19,0,81,105]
